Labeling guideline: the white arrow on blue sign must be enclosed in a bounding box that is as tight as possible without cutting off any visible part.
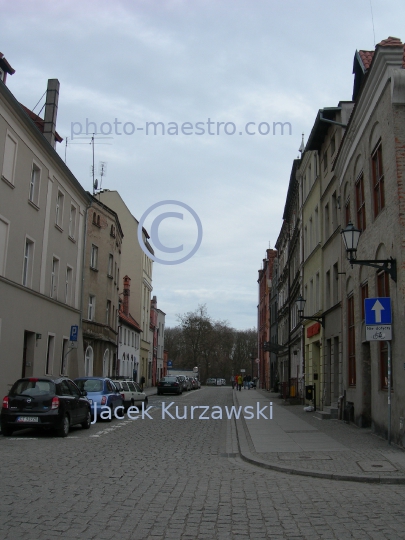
[364,297,392,325]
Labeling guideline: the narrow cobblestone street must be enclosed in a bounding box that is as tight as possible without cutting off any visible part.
[1,387,405,539]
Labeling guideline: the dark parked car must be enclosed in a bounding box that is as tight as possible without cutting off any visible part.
[157,376,182,395]
[1,376,91,437]
[74,377,124,421]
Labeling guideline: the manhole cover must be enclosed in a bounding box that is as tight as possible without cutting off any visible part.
[357,460,397,472]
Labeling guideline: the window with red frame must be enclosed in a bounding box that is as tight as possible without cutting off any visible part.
[347,294,356,386]
[355,172,366,231]
[377,269,391,389]
[371,140,384,217]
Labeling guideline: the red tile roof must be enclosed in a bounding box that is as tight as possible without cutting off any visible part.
[0,53,15,75]
[19,103,63,143]
[119,310,141,332]
[359,36,405,71]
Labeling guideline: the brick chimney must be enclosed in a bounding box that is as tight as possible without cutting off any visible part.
[123,276,131,316]
[43,79,60,148]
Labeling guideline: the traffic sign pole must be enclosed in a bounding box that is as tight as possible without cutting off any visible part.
[387,340,391,446]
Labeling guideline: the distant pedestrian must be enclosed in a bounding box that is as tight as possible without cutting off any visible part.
[231,378,235,389]
[237,375,243,391]
[243,375,248,390]
[140,375,145,391]
[247,375,251,390]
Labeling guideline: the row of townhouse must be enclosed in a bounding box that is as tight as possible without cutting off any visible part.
[257,37,405,446]
[0,54,166,398]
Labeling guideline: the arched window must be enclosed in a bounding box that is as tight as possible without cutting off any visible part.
[85,346,93,376]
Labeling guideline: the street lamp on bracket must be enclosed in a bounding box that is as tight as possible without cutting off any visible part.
[341,221,397,282]
[296,295,325,328]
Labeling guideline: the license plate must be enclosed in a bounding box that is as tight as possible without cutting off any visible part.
[16,416,39,423]
[164,383,170,386]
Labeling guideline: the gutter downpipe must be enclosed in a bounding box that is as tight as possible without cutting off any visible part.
[319,112,347,129]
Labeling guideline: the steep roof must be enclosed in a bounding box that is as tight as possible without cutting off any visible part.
[19,103,63,143]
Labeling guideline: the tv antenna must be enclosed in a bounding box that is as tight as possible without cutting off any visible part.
[65,133,112,190]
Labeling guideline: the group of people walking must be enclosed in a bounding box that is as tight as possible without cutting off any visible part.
[232,374,256,391]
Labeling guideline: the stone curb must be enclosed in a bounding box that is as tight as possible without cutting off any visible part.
[232,389,405,484]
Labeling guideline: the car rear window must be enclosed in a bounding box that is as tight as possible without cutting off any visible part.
[76,379,103,392]
[10,379,55,396]
[127,382,136,391]
[160,377,177,382]
[121,382,129,391]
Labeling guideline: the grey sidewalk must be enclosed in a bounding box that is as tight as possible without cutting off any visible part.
[233,387,405,483]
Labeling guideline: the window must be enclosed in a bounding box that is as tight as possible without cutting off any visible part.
[371,141,384,217]
[110,225,116,237]
[325,270,331,309]
[324,204,330,239]
[55,190,64,228]
[106,300,111,325]
[377,269,389,298]
[355,173,366,231]
[69,205,77,239]
[90,245,98,269]
[345,196,351,227]
[315,273,320,312]
[347,295,356,386]
[360,282,368,320]
[65,266,73,304]
[61,338,69,375]
[332,263,339,305]
[85,347,93,376]
[22,238,34,287]
[331,135,336,156]
[2,132,17,185]
[46,335,55,375]
[0,218,9,277]
[108,254,113,277]
[88,295,95,321]
[29,163,40,205]
[331,192,337,230]
[50,257,59,299]
[323,151,328,172]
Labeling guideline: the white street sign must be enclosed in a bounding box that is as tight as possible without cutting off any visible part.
[69,341,78,349]
[365,325,392,341]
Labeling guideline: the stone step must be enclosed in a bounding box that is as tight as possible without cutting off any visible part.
[314,410,331,420]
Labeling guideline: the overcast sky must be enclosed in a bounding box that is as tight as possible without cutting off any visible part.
[2,0,405,329]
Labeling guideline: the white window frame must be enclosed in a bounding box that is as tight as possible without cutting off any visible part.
[108,253,113,277]
[85,346,94,377]
[22,236,35,287]
[0,215,10,277]
[2,131,18,186]
[69,204,77,239]
[65,265,73,304]
[50,256,60,299]
[88,294,95,321]
[55,189,64,228]
[29,161,41,206]
[90,244,98,269]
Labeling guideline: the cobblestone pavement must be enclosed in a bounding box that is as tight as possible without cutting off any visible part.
[1,387,405,539]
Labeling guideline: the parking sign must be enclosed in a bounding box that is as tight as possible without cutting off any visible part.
[70,325,78,341]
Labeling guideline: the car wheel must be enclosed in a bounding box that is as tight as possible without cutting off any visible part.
[81,409,91,429]
[144,397,148,406]
[106,406,113,422]
[1,425,13,437]
[56,414,70,437]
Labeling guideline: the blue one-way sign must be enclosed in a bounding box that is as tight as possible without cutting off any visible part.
[364,297,392,325]
[70,325,79,341]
